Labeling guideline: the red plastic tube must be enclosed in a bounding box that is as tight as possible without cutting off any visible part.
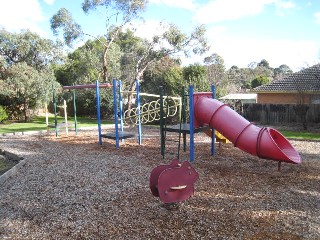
[193,95,301,164]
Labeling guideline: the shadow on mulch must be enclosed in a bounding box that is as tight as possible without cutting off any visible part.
[0,151,23,175]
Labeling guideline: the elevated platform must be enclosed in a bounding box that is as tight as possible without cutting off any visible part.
[163,123,209,134]
[101,132,135,140]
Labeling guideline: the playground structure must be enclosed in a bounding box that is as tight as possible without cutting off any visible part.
[150,86,301,203]
[49,82,112,137]
[59,80,181,149]
[49,85,77,137]
[53,80,301,204]
[100,79,181,149]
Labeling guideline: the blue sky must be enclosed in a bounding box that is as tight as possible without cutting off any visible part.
[1,0,320,71]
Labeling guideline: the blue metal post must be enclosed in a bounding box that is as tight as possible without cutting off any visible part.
[73,85,78,135]
[119,80,124,142]
[189,85,194,162]
[96,80,102,145]
[113,79,120,149]
[52,85,58,137]
[211,85,216,156]
[136,79,142,145]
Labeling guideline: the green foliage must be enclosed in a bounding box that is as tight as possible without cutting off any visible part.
[274,64,293,80]
[0,106,8,123]
[54,38,120,117]
[251,75,270,88]
[142,57,183,96]
[183,63,209,92]
[204,53,226,92]
[50,8,82,46]
[258,59,270,69]
[0,63,59,121]
[0,30,62,121]
[55,38,121,85]
[0,29,63,70]
[82,0,147,19]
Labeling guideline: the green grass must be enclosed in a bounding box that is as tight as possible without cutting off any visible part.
[1,116,320,141]
[0,116,113,134]
[280,130,320,141]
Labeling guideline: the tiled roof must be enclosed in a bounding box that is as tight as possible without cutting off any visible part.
[253,63,320,93]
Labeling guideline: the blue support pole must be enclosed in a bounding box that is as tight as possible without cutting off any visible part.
[52,85,58,137]
[119,80,124,142]
[113,79,120,149]
[96,80,102,145]
[189,85,195,162]
[136,79,142,145]
[73,85,78,135]
[211,85,216,156]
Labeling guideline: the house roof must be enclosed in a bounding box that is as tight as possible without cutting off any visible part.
[253,63,320,93]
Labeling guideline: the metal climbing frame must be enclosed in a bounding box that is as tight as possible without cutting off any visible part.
[160,85,216,162]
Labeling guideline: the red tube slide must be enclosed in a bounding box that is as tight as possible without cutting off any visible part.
[193,93,301,164]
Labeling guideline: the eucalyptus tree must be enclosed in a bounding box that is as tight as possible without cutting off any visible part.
[274,64,293,81]
[0,29,63,71]
[55,37,121,86]
[141,56,183,96]
[203,53,226,86]
[55,38,121,116]
[251,75,270,88]
[0,29,63,120]
[50,0,147,82]
[183,63,209,92]
[0,62,59,121]
[114,25,209,107]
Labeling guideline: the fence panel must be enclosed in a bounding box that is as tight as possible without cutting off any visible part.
[242,104,320,124]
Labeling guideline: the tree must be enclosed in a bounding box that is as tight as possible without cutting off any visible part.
[183,63,209,92]
[0,29,63,71]
[0,29,63,121]
[141,56,183,96]
[251,75,270,88]
[258,59,270,69]
[55,38,121,86]
[115,26,209,108]
[0,63,59,121]
[203,53,226,86]
[274,64,293,81]
[50,0,147,82]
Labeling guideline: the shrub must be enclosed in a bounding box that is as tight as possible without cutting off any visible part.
[0,106,8,123]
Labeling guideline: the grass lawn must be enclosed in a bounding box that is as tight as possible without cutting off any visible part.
[1,116,320,141]
[280,130,320,141]
[0,116,113,134]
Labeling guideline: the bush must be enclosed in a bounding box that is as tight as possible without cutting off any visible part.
[0,106,8,123]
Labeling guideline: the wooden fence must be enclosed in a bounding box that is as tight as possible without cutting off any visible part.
[242,104,320,124]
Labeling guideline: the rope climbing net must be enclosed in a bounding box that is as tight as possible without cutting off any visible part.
[123,97,181,125]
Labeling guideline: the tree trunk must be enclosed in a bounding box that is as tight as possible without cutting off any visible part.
[103,45,109,82]
[23,102,28,123]
[127,80,137,110]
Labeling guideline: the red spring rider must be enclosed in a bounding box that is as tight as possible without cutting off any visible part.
[149,159,199,203]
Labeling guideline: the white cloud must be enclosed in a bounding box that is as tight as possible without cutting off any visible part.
[43,0,55,5]
[149,0,196,10]
[193,0,275,24]
[192,0,298,24]
[0,0,46,35]
[276,0,295,9]
[315,12,320,24]
[275,0,296,16]
[205,26,320,71]
[127,20,168,40]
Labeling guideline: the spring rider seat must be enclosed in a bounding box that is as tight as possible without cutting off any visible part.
[149,159,199,203]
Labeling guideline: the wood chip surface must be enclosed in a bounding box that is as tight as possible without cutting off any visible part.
[0,126,319,239]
